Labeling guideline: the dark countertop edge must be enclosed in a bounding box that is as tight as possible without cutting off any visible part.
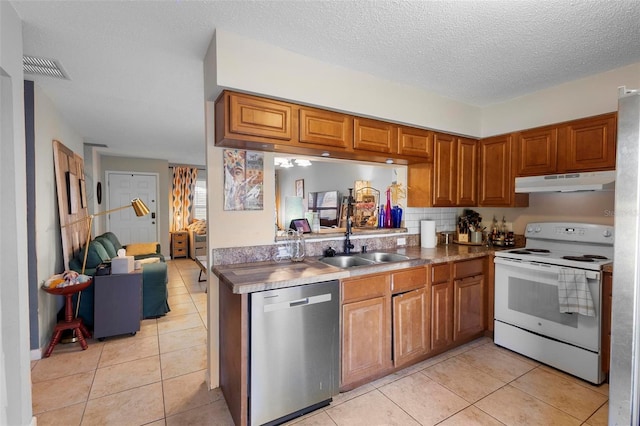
[212,244,512,294]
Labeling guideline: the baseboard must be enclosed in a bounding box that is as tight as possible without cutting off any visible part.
[30,348,42,361]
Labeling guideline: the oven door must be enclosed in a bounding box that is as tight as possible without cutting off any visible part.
[494,257,601,352]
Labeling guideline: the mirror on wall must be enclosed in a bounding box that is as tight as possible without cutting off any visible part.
[274,155,407,233]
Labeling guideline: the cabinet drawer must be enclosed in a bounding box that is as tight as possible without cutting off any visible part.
[391,267,427,293]
[173,240,187,248]
[342,274,389,303]
[431,263,450,284]
[453,258,483,279]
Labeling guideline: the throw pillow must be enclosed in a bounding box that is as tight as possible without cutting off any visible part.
[83,240,110,269]
[95,236,117,258]
[124,242,158,256]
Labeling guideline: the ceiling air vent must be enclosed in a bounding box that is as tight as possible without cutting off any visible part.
[23,55,69,79]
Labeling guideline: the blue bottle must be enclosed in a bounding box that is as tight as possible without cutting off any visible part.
[378,205,385,228]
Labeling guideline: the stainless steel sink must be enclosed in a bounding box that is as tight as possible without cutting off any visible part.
[357,252,410,263]
[319,256,376,268]
[319,252,410,268]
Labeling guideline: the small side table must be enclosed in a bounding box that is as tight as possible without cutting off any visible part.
[93,271,143,340]
[171,231,188,259]
[43,280,92,358]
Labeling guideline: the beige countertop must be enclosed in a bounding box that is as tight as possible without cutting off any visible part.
[213,243,515,294]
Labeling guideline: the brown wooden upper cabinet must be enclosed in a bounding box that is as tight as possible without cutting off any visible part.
[432,133,457,206]
[516,126,558,176]
[478,134,516,207]
[398,126,433,160]
[432,134,477,207]
[457,138,478,206]
[299,107,352,149]
[516,112,616,176]
[353,117,398,154]
[219,91,295,143]
[562,113,617,172]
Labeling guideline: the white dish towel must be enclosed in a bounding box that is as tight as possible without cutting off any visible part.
[557,268,595,317]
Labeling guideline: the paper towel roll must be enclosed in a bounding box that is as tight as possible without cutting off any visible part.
[421,220,437,248]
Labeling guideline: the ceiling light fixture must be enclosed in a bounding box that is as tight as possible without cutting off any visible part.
[275,157,312,168]
[321,152,330,157]
[23,55,69,79]
[386,158,394,164]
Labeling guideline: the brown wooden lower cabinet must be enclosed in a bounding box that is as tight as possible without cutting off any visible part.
[453,274,485,342]
[431,281,453,351]
[393,287,429,367]
[342,296,391,386]
[341,271,391,389]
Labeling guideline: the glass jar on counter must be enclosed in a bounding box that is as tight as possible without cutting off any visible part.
[288,230,306,262]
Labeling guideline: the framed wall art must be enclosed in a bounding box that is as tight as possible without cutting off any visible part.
[295,179,304,198]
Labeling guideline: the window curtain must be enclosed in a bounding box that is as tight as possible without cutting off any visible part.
[171,166,198,231]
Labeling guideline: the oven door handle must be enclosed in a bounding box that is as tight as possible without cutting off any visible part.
[495,257,600,280]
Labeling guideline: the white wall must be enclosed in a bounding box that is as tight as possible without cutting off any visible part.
[472,191,615,235]
[482,62,640,136]
[0,2,32,424]
[33,84,85,350]
[215,30,482,137]
[99,155,171,257]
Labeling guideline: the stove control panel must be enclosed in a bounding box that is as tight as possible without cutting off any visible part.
[525,222,614,244]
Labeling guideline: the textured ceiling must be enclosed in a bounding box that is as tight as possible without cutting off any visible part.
[11,0,640,165]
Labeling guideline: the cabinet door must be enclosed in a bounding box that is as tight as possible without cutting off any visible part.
[453,275,485,342]
[407,163,433,207]
[432,133,457,207]
[299,107,352,149]
[431,281,453,352]
[354,117,397,154]
[342,297,391,386]
[516,126,558,176]
[393,288,429,367]
[562,113,617,172]
[478,135,513,207]
[456,138,477,206]
[398,126,433,159]
[226,92,294,141]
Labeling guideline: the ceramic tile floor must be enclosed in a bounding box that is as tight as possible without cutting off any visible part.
[32,259,610,426]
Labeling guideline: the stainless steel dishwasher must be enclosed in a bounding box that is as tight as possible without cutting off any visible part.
[250,280,339,426]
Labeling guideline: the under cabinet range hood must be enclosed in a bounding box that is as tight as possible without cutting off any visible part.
[515,170,616,193]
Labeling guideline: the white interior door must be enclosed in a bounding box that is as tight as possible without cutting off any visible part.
[106,172,158,245]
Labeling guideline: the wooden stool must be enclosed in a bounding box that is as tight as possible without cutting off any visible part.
[43,280,92,358]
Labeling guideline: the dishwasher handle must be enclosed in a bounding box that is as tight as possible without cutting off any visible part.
[290,298,309,307]
[263,293,332,313]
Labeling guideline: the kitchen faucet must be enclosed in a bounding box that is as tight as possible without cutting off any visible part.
[344,188,354,254]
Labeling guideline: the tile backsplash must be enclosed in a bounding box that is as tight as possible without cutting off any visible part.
[403,207,458,235]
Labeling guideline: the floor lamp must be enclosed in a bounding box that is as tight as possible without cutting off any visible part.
[60,198,150,341]
[63,197,150,273]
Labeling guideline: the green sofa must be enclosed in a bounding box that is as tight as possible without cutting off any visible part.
[70,232,170,328]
